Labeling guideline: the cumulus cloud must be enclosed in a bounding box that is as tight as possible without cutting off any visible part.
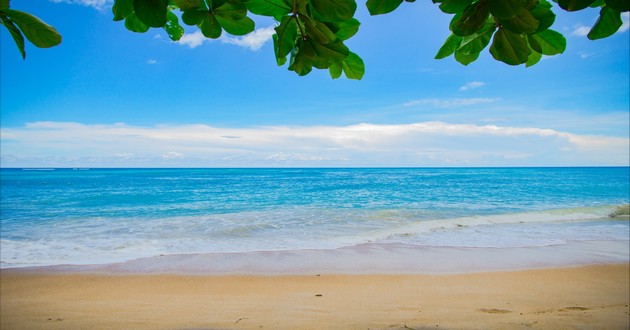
[49,0,111,9]
[459,81,485,91]
[178,27,275,51]
[1,121,628,167]
[403,98,498,108]
[220,27,275,51]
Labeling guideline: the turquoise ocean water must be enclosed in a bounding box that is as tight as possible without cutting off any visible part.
[1,167,628,268]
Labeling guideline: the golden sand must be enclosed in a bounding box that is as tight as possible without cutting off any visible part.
[1,264,628,329]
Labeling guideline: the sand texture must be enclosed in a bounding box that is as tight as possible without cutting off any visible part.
[1,264,628,329]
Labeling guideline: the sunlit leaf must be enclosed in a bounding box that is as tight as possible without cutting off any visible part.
[528,29,565,55]
[329,61,343,78]
[163,10,184,40]
[216,15,255,35]
[3,9,61,48]
[341,51,364,79]
[435,33,462,59]
[525,49,542,67]
[325,18,360,40]
[454,49,479,65]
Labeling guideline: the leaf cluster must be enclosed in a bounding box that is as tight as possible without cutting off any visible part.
[0,0,61,59]
[433,0,628,67]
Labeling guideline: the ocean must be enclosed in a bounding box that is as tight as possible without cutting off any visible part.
[1,167,628,271]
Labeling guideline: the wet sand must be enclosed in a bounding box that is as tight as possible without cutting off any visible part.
[1,264,628,329]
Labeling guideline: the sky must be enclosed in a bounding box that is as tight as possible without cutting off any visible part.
[0,0,629,167]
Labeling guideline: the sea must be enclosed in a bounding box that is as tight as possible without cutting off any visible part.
[1,167,628,272]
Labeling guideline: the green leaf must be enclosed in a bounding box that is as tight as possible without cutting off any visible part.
[134,0,168,27]
[113,0,134,21]
[0,15,26,58]
[310,0,357,22]
[590,0,606,7]
[438,0,473,14]
[490,27,531,65]
[341,51,364,79]
[308,38,350,68]
[454,49,480,65]
[163,10,184,40]
[199,13,222,38]
[488,0,526,19]
[325,18,360,40]
[450,2,490,36]
[499,7,540,34]
[124,11,151,32]
[181,9,206,25]
[216,15,255,35]
[274,16,297,60]
[525,49,542,67]
[214,1,248,21]
[302,16,336,43]
[289,39,314,75]
[605,0,629,11]
[329,61,343,78]
[558,0,596,11]
[458,21,496,54]
[366,0,404,15]
[3,9,61,48]
[245,0,291,17]
[588,6,622,39]
[528,29,566,55]
[530,0,556,33]
[174,0,204,10]
[435,33,462,59]
[0,0,9,10]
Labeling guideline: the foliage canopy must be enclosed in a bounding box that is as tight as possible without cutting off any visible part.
[1,0,628,79]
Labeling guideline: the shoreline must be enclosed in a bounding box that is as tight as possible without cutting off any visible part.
[2,264,628,329]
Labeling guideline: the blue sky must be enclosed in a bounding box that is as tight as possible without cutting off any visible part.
[1,0,628,167]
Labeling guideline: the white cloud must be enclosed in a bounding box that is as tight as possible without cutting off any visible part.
[621,12,630,32]
[49,0,111,9]
[459,81,485,91]
[178,31,208,49]
[147,59,158,65]
[220,27,275,51]
[178,27,275,51]
[571,24,591,37]
[1,121,628,167]
[403,98,498,108]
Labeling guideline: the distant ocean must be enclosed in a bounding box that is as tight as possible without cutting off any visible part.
[1,167,629,269]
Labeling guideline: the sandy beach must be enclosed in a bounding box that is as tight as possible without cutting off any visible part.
[1,264,628,330]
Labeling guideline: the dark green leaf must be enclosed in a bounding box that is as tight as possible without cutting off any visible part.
[124,12,151,32]
[174,0,204,10]
[366,0,404,15]
[527,29,565,54]
[490,27,531,65]
[199,13,222,38]
[214,2,248,21]
[289,39,314,75]
[450,2,490,36]
[499,7,540,34]
[3,9,61,48]
[310,0,357,22]
[605,0,629,11]
[454,49,480,65]
[134,0,168,27]
[245,0,291,18]
[435,33,462,59]
[274,16,297,60]
[488,0,526,19]
[588,6,622,39]
[181,9,206,25]
[525,49,542,67]
[438,0,473,14]
[0,15,26,58]
[163,11,184,40]
[309,38,350,68]
[558,0,596,11]
[341,51,364,79]
[0,0,9,10]
[325,18,360,40]
[302,16,336,43]
[113,0,134,21]
[530,0,555,33]
[590,0,606,6]
[216,15,255,35]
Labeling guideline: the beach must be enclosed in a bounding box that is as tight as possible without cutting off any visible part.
[1,264,628,329]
